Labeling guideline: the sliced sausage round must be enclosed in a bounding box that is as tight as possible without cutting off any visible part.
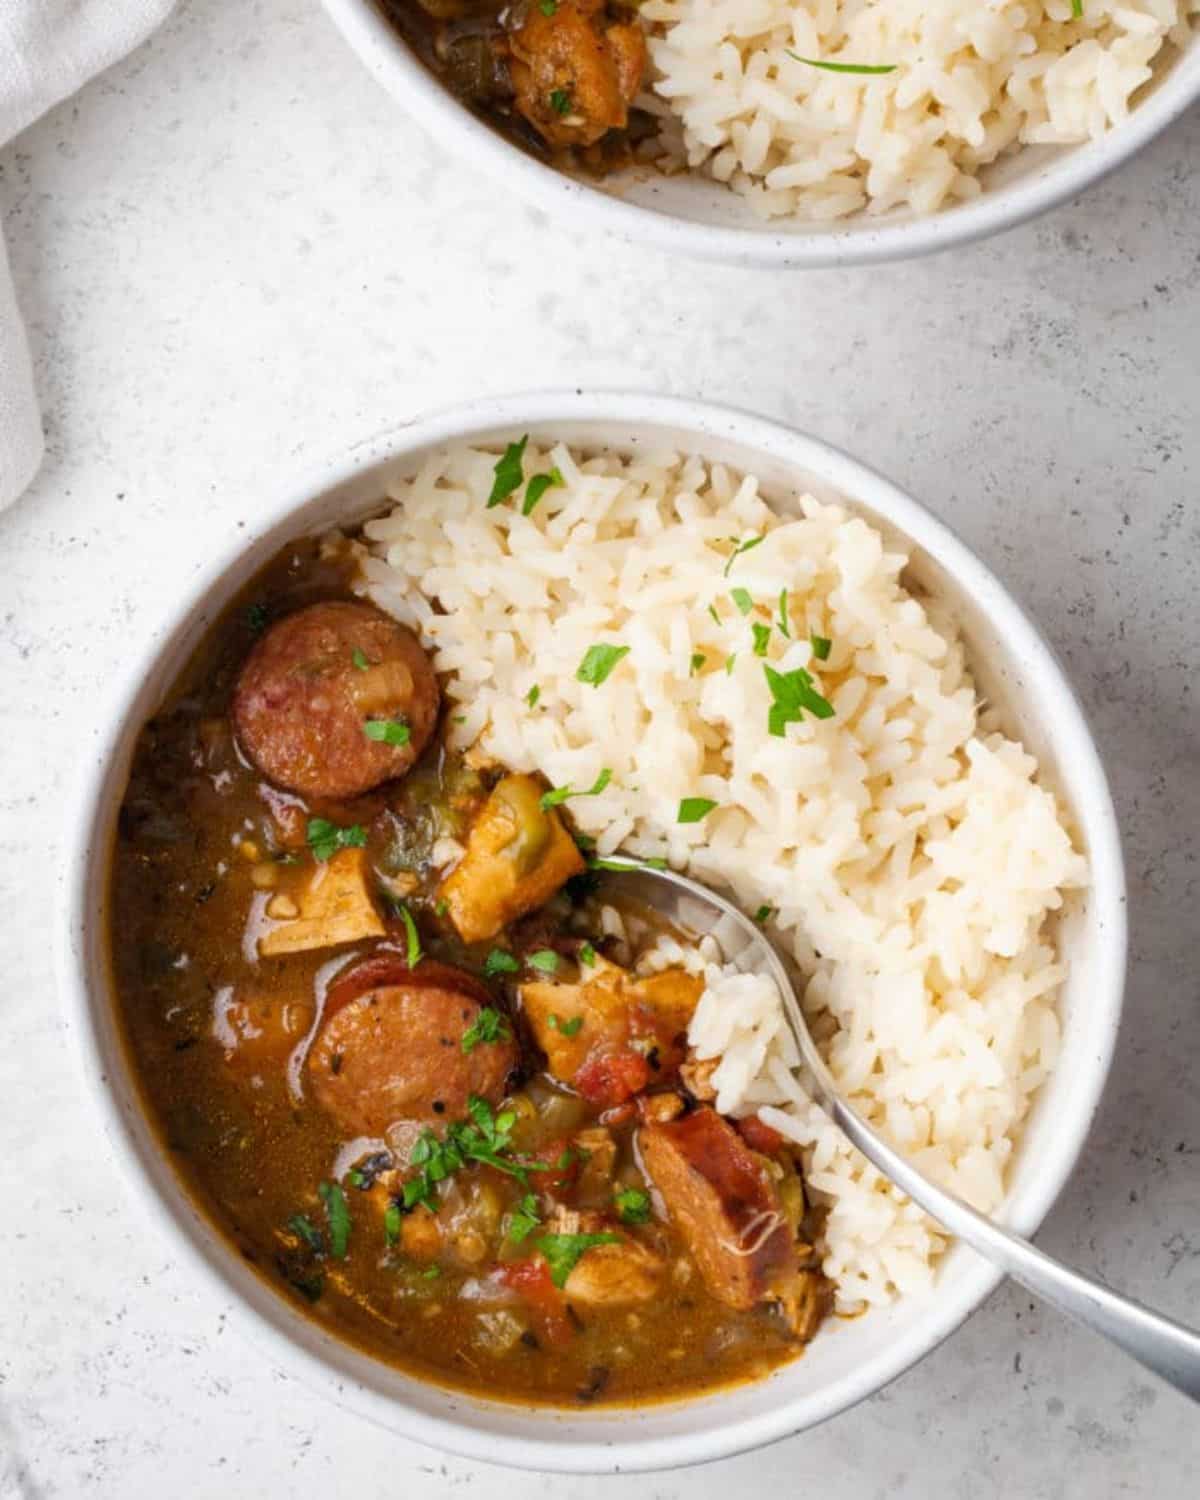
[232,601,439,800]
[307,956,517,1136]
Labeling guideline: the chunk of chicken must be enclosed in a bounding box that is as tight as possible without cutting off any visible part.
[438,774,584,944]
[509,0,646,149]
[573,1125,617,1206]
[258,846,384,957]
[564,1235,662,1306]
[521,956,701,1104]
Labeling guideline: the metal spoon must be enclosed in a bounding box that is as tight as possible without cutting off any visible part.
[605,859,1200,1402]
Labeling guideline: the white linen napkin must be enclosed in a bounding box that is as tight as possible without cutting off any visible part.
[0,1,176,510]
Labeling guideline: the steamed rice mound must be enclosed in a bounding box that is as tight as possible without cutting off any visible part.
[359,441,1087,1310]
[640,0,1199,220]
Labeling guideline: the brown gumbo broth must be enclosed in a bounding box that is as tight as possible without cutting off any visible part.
[109,532,830,1406]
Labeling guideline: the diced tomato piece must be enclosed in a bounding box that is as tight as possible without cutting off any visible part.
[574,1049,651,1109]
[497,1256,572,1346]
[734,1114,786,1156]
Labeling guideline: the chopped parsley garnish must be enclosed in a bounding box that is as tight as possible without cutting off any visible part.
[579,942,597,967]
[778,589,791,638]
[317,1182,351,1260]
[347,1169,365,1189]
[487,435,528,508]
[540,767,612,811]
[725,653,737,675]
[288,1213,323,1254]
[690,652,706,676]
[396,903,423,968]
[527,949,560,974]
[614,1187,651,1224]
[484,948,520,978]
[731,587,754,616]
[306,818,367,862]
[420,1265,441,1280]
[576,643,630,687]
[539,0,557,11]
[547,1012,584,1037]
[523,467,564,516]
[402,1096,539,1212]
[787,50,897,74]
[435,898,449,918]
[753,903,775,924]
[244,602,269,635]
[549,88,572,116]
[810,632,832,661]
[363,717,411,746]
[508,1192,542,1244]
[1071,0,1083,14]
[723,534,764,577]
[677,797,718,824]
[526,684,540,709]
[707,603,722,627]
[752,622,771,658]
[351,647,370,671]
[535,1232,621,1289]
[383,1203,402,1246]
[588,854,668,872]
[763,663,835,737]
[461,1006,513,1053]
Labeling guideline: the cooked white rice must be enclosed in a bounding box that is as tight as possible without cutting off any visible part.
[357,441,1087,1311]
[639,0,1198,220]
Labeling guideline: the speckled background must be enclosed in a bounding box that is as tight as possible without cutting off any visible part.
[1,1,1198,1495]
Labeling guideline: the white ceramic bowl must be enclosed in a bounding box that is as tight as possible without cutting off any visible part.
[320,0,1198,267]
[60,393,1126,1472]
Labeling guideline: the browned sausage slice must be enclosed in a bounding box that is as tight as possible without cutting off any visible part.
[638,1106,795,1309]
[232,601,439,800]
[308,956,517,1136]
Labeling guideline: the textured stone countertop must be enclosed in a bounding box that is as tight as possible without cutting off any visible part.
[1,2,1198,1495]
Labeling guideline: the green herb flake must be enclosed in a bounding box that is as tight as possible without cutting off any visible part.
[435,898,449,918]
[401,1095,539,1215]
[576,643,630,687]
[787,50,897,74]
[588,854,669,873]
[677,797,718,824]
[707,603,722,627]
[690,652,706,676]
[752,622,772,658]
[723,534,764,577]
[540,767,612,811]
[778,589,791,638]
[753,903,775,925]
[539,0,557,11]
[244,602,269,635]
[527,949,560,974]
[535,1232,622,1289]
[614,1187,651,1225]
[549,88,572,116]
[317,1182,351,1260]
[461,1006,513,1054]
[383,1203,402,1246]
[396,904,423,968]
[347,1169,365,1189]
[763,663,836,738]
[484,948,520,978]
[547,1012,584,1037]
[306,818,367,862]
[351,647,370,671]
[579,942,597,967]
[363,717,411,746]
[731,587,754,616]
[487,435,529,508]
[810,632,832,661]
[523,466,564,517]
[508,1192,542,1244]
[725,653,737,675]
[420,1265,441,1280]
[288,1213,324,1254]
[526,684,541,709]
[1071,0,1083,15]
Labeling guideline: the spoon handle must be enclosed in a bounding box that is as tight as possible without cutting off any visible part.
[823,1093,1200,1402]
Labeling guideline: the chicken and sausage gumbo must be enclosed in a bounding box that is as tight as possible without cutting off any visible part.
[110,533,831,1405]
[380,0,655,172]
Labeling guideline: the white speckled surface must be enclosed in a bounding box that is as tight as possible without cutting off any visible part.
[2,1,1199,1495]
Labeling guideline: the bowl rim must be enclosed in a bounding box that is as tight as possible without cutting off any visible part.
[318,0,1200,268]
[56,391,1127,1472]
